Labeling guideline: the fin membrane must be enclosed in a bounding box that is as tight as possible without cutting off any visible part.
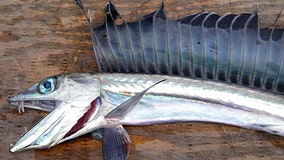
[90,1,284,94]
[103,125,131,160]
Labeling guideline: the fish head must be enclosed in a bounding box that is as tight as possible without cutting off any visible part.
[9,73,104,152]
[8,73,100,112]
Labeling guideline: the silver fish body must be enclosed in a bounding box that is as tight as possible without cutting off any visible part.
[99,73,284,133]
[8,72,284,152]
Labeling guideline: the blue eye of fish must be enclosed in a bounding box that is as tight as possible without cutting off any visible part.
[44,81,51,89]
[38,77,57,94]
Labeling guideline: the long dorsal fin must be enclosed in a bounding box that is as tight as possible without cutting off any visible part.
[89,2,284,95]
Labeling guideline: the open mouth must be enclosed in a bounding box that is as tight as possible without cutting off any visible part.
[9,97,101,152]
[9,100,60,113]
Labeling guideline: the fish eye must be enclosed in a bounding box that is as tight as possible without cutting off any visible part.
[38,77,57,94]
[44,81,51,89]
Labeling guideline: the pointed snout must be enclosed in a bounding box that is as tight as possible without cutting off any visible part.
[7,84,39,103]
[8,94,25,102]
[10,143,26,153]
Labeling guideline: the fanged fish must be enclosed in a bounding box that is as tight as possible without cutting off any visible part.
[8,1,284,160]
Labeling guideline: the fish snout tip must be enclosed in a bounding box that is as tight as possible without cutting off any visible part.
[9,145,19,153]
[7,96,18,106]
[8,94,24,101]
[9,142,27,153]
[7,94,26,105]
[7,96,15,103]
[9,148,15,153]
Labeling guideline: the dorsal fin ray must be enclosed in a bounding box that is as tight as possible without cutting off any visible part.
[87,2,284,94]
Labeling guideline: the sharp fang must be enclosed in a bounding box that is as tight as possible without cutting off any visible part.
[18,101,25,113]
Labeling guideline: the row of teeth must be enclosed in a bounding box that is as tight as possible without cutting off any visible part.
[16,101,56,113]
[17,101,39,113]
[17,101,40,113]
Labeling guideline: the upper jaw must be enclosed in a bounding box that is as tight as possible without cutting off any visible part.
[8,84,59,112]
[12,100,59,112]
[8,96,59,112]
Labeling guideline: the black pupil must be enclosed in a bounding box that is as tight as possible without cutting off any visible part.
[44,81,52,89]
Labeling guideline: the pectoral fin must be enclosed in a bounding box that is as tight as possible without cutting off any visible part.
[103,125,130,160]
[106,79,166,119]
[102,80,165,159]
